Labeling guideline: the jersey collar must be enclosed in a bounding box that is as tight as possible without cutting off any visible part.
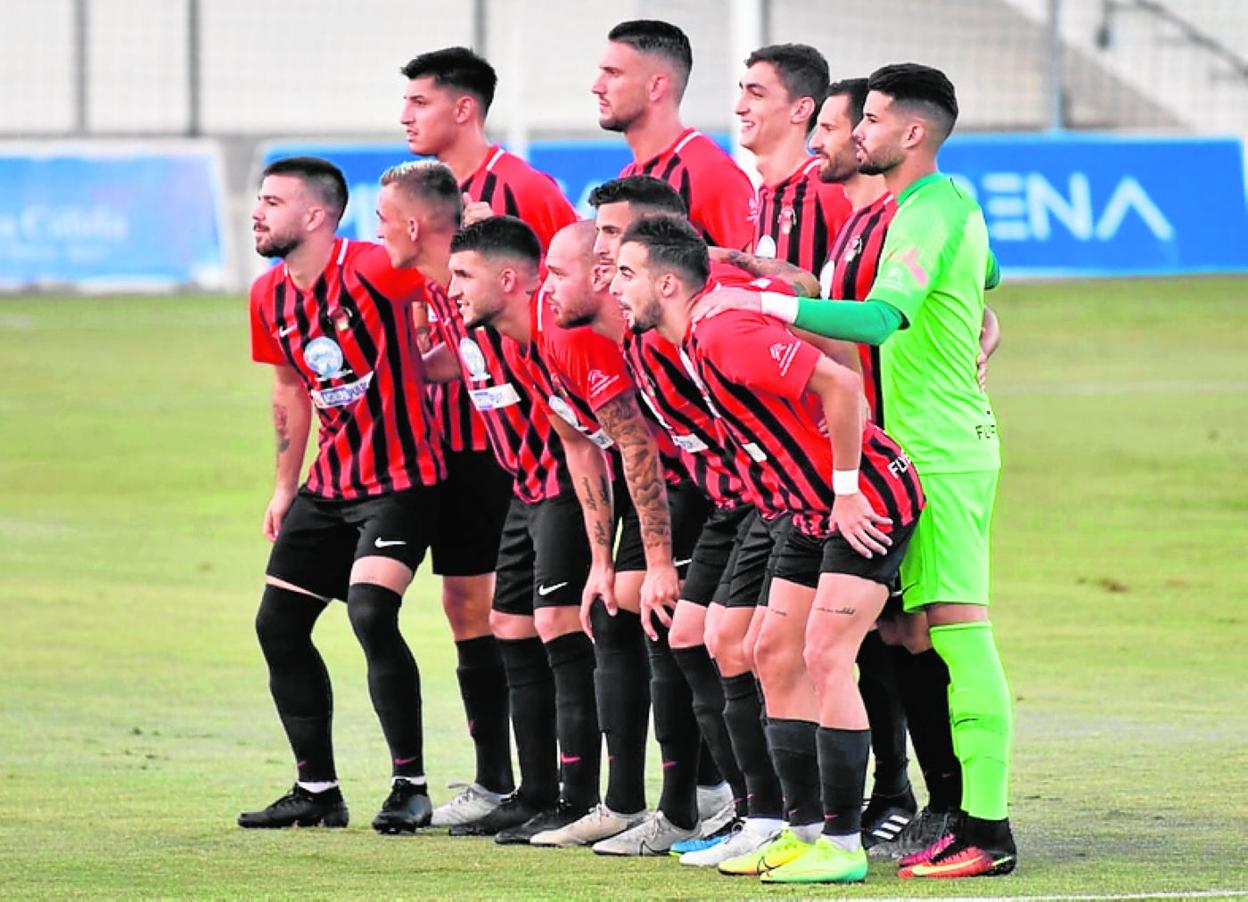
[895,172,944,208]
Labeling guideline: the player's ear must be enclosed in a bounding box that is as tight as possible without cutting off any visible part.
[454,94,475,125]
[498,265,516,293]
[792,96,815,128]
[903,118,925,150]
[305,205,326,232]
[406,216,420,243]
[647,71,667,104]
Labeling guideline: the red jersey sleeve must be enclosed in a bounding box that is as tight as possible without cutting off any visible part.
[249,278,285,365]
[522,176,579,251]
[696,311,820,401]
[551,327,634,412]
[693,165,755,251]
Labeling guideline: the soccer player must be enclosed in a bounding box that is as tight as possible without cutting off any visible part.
[593,19,755,250]
[748,63,1018,879]
[398,46,579,826]
[735,44,850,271]
[238,157,444,834]
[375,163,601,842]
[613,214,924,883]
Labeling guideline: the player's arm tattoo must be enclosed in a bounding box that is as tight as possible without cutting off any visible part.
[273,402,291,455]
[596,391,672,560]
[716,249,821,298]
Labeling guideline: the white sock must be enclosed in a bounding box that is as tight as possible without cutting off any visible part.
[791,822,822,843]
[825,832,862,852]
[746,816,786,834]
[393,775,427,788]
[297,780,338,794]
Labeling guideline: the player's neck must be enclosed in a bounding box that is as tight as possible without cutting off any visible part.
[416,238,454,290]
[657,304,689,345]
[590,295,626,344]
[285,234,337,291]
[753,134,810,187]
[844,172,888,211]
[626,108,686,165]
[493,295,531,344]
[438,130,493,184]
[884,155,937,204]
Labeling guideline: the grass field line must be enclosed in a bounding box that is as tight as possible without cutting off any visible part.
[831,891,1248,902]
[994,380,1248,396]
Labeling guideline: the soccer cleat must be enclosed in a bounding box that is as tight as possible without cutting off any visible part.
[531,802,648,847]
[680,817,783,868]
[870,806,954,860]
[717,826,813,876]
[495,799,584,845]
[902,818,1017,879]
[238,783,349,829]
[695,782,735,837]
[431,782,505,827]
[448,794,536,837]
[591,811,699,856]
[861,786,917,849]
[670,817,741,858]
[760,836,869,884]
[372,780,432,834]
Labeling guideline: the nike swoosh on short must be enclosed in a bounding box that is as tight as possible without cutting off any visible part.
[538,581,569,596]
[374,538,407,548]
[673,558,693,568]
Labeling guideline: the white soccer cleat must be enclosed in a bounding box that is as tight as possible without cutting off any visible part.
[679,817,785,867]
[530,802,648,847]
[591,811,700,856]
[429,782,506,827]
[695,782,736,838]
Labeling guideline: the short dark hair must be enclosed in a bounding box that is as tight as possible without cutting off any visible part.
[867,63,958,139]
[261,156,348,223]
[826,77,869,126]
[619,215,709,289]
[400,46,497,115]
[745,44,830,131]
[450,215,541,267]
[608,19,693,98]
[380,161,462,230]
[588,176,687,217]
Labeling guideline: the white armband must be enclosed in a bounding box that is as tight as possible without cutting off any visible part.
[759,291,800,324]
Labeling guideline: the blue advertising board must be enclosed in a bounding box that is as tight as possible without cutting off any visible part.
[262,132,1248,278]
[0,143,229,291]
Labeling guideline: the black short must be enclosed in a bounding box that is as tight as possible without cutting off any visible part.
[431,448,513,577]
[722,511,796,609]
[682,505,753,606]
[492,491,592,616]
[772,520,918,590]
[266,486,440,601]
[614,479,711,576]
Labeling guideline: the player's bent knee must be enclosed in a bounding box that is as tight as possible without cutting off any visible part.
[534,605,583,643]
[490,610,538,641]
[345,583,403,649]
[668,603,706,649]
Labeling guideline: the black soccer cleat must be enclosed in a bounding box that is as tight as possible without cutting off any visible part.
[495,798,585,845]
[372,780,433,834]
[238,783,349,829]
[861,785,918,849]
[448,794,539,837]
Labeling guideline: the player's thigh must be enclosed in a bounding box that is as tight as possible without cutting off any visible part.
[350,485,442,593]
[683,504,752,609]
[530,492,591,613]
[266,493,356,602]
[430,449,512,578]
[902,470,998,612]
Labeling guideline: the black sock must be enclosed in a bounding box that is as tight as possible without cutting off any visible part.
[648,629,700,830]
[590,602,649,814]
[497,637,558,809]
[766,718,822,827]
[344,583,424,779]
[455,636,514,794]
[892,646,961,812]
[672,646,746,815]
[255,585,335,783]
[721,673,784,819]
[817,727,871,836]
[544,631,601,810]
[857,631,909,798]
[696,740,724,788]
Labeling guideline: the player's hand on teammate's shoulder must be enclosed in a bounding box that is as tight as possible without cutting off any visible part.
[830,492,893,559]
[262,487,298,542]
[692,286,763,322]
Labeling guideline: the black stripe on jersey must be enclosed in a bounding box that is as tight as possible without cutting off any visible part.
[809,189,831,274]
[859,458,903,526]
[786,181,807,268]
[292,281,344,493]
[868,433,920,519]
[502,184,521,218]
[647,349,715,441]
[477,172,499,207]
[870,345,884,428]
[358,271,426,483]
[314,278,367,496]
[768,181,788,250]
[838,204,889,301]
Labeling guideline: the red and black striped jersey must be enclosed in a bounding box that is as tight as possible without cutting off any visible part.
[819,192,897,424]
[751,157,852,276]
[424,283,490,455]
[461,145,579,251]
[249,239,445,500]
[682,302,923,538]
[423,282,569,503]
[620,128,755,251]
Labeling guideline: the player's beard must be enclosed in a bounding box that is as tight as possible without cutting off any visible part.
[818,148,860,184]
[597,96,642,134]
[857,143,903,177]
[627,297,661,334]
[462,300,501,330]
[255,229,300,259]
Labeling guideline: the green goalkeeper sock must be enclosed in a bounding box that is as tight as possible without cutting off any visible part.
[929,621,1012,821]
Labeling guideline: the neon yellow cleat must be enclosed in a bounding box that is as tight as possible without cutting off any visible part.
[761,837,868,884]
[716,827,813,876]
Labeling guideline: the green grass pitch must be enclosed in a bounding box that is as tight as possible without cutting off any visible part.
[1,277,1246,899]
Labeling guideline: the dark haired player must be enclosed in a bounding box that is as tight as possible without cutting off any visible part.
[733,44,850,272]
[612,214,923,884]
[748,63,1018,879]
[593,19,754,251]
[397,46,579,826]
[238,157,445,834]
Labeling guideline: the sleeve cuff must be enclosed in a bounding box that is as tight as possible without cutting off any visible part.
[760,291,800,324]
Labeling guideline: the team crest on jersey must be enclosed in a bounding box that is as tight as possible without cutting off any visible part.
[459,337,490,382]
[844,235,863,264]
[747,194,762,223]
[779,205,795,236]
[755,234,777,259]
[329,307,352,332]
[304,337,345,379]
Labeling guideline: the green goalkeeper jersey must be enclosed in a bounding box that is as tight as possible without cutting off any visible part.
[866,172,1000,474]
